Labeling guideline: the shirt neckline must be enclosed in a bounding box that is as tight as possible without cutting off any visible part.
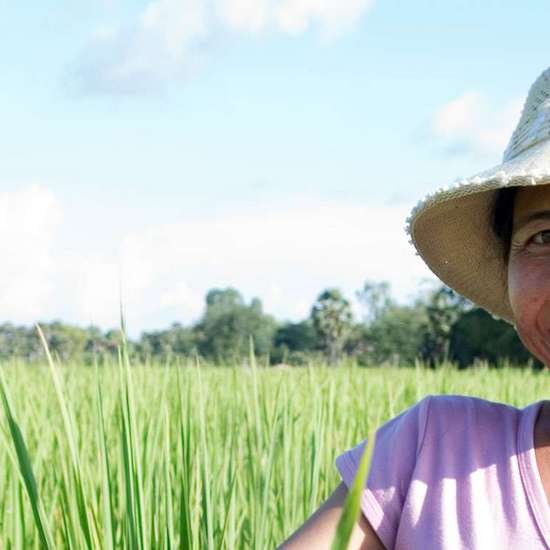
[518,399,550,548]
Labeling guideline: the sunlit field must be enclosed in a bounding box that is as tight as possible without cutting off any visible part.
[0,351,548,548]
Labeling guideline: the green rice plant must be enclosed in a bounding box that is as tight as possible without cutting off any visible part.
[330,427,374,550]
[95,363,116,550]
[35,323,95,549]
[0,367,54,549]
[0,347,548,548]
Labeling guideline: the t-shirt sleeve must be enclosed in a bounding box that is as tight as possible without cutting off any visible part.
[335,395,432,549]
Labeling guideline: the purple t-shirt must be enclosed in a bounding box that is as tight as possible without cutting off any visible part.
[335,394,550,549]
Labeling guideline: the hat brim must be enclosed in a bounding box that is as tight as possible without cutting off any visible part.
[408,138,550,324]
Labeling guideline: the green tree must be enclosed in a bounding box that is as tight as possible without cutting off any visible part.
[418,286,470,365]
[40,321,88,362]
[356,280,394,323]
[205,288,244,310]
[365,303,428,366]
[0,323,42,361]
[310,289,353,365]
[271,320,320,365]
[194,288,276,363]
[449,308,540,368]
[137,323,196,363]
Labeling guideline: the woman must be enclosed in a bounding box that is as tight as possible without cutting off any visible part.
[279,67,550,549]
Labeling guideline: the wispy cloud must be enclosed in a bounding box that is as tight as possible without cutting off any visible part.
[0,185,61,319]
[69,0,375,95]
[432,91,524,158]
[70,0,210,95]
[218,0,373,37]
[1,185,433,337]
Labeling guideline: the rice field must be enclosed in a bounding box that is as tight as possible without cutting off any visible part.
[0,347,548,548]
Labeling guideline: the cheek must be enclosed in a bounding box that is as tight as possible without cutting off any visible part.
[508,256,550,362]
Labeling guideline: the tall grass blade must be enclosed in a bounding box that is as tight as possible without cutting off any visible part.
[0,368,54,549]
[195,357,214,549]
[330,432,375,550]
[163,408,175,550]
[95,365,116,550]
[176,367,193,550]
[35,323,94,549]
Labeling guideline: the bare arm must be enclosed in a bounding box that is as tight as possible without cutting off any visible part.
[277,481,386,550]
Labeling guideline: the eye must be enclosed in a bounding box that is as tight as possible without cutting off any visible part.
[530,229,550,245]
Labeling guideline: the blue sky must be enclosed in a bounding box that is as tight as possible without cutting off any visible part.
[2,0,549,337]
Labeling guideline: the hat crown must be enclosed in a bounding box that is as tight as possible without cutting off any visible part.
[503,67,550,162]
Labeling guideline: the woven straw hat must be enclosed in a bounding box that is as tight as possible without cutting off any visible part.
[407,67,550,325]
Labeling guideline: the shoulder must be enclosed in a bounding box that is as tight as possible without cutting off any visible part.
[366,394,513,453]
[424,393,520,426]
[374,394,519,445]
[419,394,521,461]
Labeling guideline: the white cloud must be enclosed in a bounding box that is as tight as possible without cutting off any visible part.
[217,0,373,37]
[216,0,272,33]
[71,0,209,94]
[274,0,373,38]
[66,259,121,329]
[432,91,524,157]
[97,196,434,332]
[0,185,62,320]
[71,0,375,94]
[0,185,434,338]
[141,0,208,56]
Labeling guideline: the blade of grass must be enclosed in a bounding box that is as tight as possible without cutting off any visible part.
[195,356,214,549]
[95,364,116,550]
[35,323,94,550]
[176,367,193,550]
[330,432,375,550]
[163,408,174,550]
[0,367,54,549]
[117,307,148,550]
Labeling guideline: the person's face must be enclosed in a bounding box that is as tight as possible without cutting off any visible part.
[508,185,550,366]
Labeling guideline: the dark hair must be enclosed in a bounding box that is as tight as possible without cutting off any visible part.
[492,187,518,264]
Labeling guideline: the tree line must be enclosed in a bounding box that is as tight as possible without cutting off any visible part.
[0,282,540,368]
